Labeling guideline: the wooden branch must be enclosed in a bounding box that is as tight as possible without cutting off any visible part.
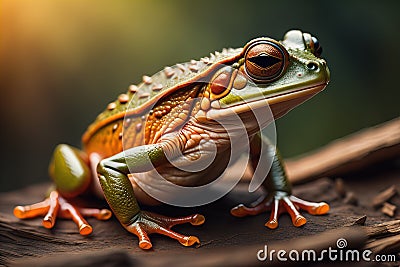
[361,220,400,238]
[286,117,400,184]
[381,202,397,217]
[362,220,400,254]
[365,234,400,254]
[372,185,398,208]
[11,227,366,267]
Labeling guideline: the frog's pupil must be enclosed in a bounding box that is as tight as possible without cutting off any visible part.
[243,39,289,82]
[248,54,281,69]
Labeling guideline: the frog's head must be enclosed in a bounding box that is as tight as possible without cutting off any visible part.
[202,30,330,127]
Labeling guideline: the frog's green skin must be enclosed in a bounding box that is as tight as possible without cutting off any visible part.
[14,30,330,249]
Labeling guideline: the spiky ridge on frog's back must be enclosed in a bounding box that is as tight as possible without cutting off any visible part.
[81,47,243,151]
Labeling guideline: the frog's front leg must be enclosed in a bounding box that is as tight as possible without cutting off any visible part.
[97,143,205,249]
[231,133,329,228]
[14,144,112,235]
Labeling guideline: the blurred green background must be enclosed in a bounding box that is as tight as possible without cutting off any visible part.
[1,0,399,192]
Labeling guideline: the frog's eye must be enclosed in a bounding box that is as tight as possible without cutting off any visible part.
[311,36,322,57]
[244,39,289,83]
[303,33,323,57]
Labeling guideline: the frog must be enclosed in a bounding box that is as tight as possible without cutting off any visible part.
[14,30,330,250]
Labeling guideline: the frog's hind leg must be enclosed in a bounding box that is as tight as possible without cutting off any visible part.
[14,190,111,235]
[14,191,60,226]
[14,144,112,235]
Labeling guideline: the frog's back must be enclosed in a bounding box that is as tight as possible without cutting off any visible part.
[82,48,243,158]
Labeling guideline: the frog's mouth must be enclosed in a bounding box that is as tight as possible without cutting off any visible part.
[206,83,328,121]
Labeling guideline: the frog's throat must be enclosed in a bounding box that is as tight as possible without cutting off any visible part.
[206,83,327,121]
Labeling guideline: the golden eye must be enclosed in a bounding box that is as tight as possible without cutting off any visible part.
[244,39,289,83]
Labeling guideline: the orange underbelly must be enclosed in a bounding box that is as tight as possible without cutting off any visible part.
[83,117,145,159]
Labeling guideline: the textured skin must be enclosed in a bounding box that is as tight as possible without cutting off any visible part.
[82,47,243,154]
[97,163,139,225]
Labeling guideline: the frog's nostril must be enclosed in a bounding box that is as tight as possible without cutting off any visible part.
[307,62,319,71]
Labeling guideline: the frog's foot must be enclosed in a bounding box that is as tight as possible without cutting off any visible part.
[125,211,205,250]
[230,192,329,229]
[14,191,112,235]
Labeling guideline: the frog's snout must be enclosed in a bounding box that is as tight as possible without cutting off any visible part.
[306,59,330,85]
